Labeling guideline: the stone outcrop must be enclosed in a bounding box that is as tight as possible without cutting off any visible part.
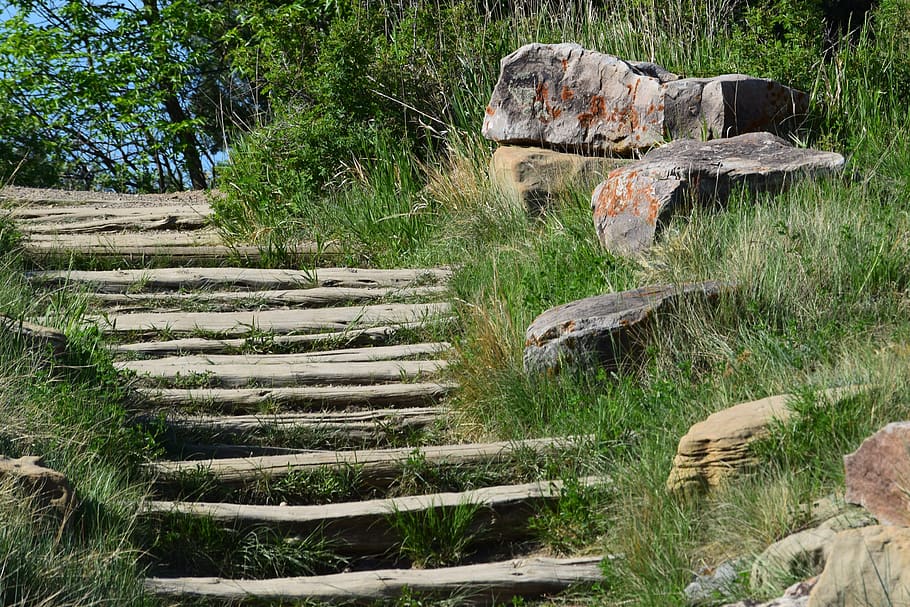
[523,281,727,375]
[0,455,75,514]
[844,421,910,526]
[667,387,861,494]
[807,526,910,607]
[750,503,875,594]
[482,43,809,155]
[490,146,628,212]
[667,393,792,494]
[723,578,817,607]
[591,133,846,255]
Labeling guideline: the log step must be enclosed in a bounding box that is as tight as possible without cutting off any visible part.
[112,321,454,356]
[143,556,604,605]
[92,285,447,311]
[144,478,602,554]
[95,302,450,336]
[125,359,449,388]
[132,383,456,412]
[30,267,452,293]
[148,436,588,487]
[151,406,444,437]
[118,342,452,373]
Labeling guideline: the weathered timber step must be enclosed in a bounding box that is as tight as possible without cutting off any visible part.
[126,359,449,388]
[95,303,450,336]
[133,383,456,412]
[144,478,602,554]
[149,407,444,438]
[149,436,588,487]
[118,343,452,373]
[23,231,262,257]
[93,285,448,311]
[31,267,452,292]
[112,321,454,356]
[144,556,604,605]
[11,205,209,233]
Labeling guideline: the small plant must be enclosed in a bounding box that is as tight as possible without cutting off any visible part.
[388,499,484,568]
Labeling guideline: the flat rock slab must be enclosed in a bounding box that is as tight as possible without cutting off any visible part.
[482,43,808,155]
[524,281,727,375]
[807,526,910,607]
[592,132,845,255]
[145,556,604,605]
[844,421,910,526]
[491,145,628,212]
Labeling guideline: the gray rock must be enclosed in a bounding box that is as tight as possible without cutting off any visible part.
[844,421,910,526]
[523,281,727,375]
[490,145,628,213]
[482,43,809,155]
[591,133,845,255]
[686,561,744,606]
[722,577,817,607]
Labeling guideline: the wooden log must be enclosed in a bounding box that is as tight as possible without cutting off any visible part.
[92,286,448,311]
[143,556,605,604]
[20,216,210,234]
[10,204,209,221]
[132,383,456,412]
[95,303,451,335]
[149,436,588,486]
[0,315,67,358]
[144,477,603,554]
[111,321,454,356]
[30,267,452,293]
[154,406,444,435]
[118,343,452,374]
[125,359,449,388]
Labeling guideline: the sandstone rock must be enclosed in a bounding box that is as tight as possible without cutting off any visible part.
[844,421,910,526]
[0,314,67,358]
[667,387,861,494]
[591,133,846,255]
[750,505,873,595]
[807,526,910,607]
[490,146,628,212]
[667,393,792,494]
[0,455,75,514]
[482,43,809,155]
[523,281,727,375]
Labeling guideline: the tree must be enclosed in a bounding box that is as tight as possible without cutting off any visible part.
[0,0,256,191]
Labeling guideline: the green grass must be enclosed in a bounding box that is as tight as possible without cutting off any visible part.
[388,499,484,567]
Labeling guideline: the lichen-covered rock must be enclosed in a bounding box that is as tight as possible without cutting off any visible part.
[0,455,75,514]
[523,281,727,375]
[844,421,910,526]
[482,43,809,155]
[490,146,628,212]
[591,133,845,255]
[807,526,910,607]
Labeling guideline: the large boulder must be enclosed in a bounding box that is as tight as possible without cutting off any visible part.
[0,455,75,514]
[591,133,846,255]
[490,146,628,212]
[482,43,809,155]
[523,281,727,375]
[844,421,910,526]
[807,526,910,607]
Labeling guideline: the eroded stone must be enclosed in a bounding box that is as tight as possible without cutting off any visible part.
[482,43,809,155]
[490,146,628,212]
[844,421,910,526]
[807,526,910,607]
[0,455,75,514]
[592,133,845,255]
[523,281,727,375]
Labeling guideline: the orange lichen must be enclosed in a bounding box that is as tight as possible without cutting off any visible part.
[593,169,662,226]
[561,86,575,101]
[485,105,495,116]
